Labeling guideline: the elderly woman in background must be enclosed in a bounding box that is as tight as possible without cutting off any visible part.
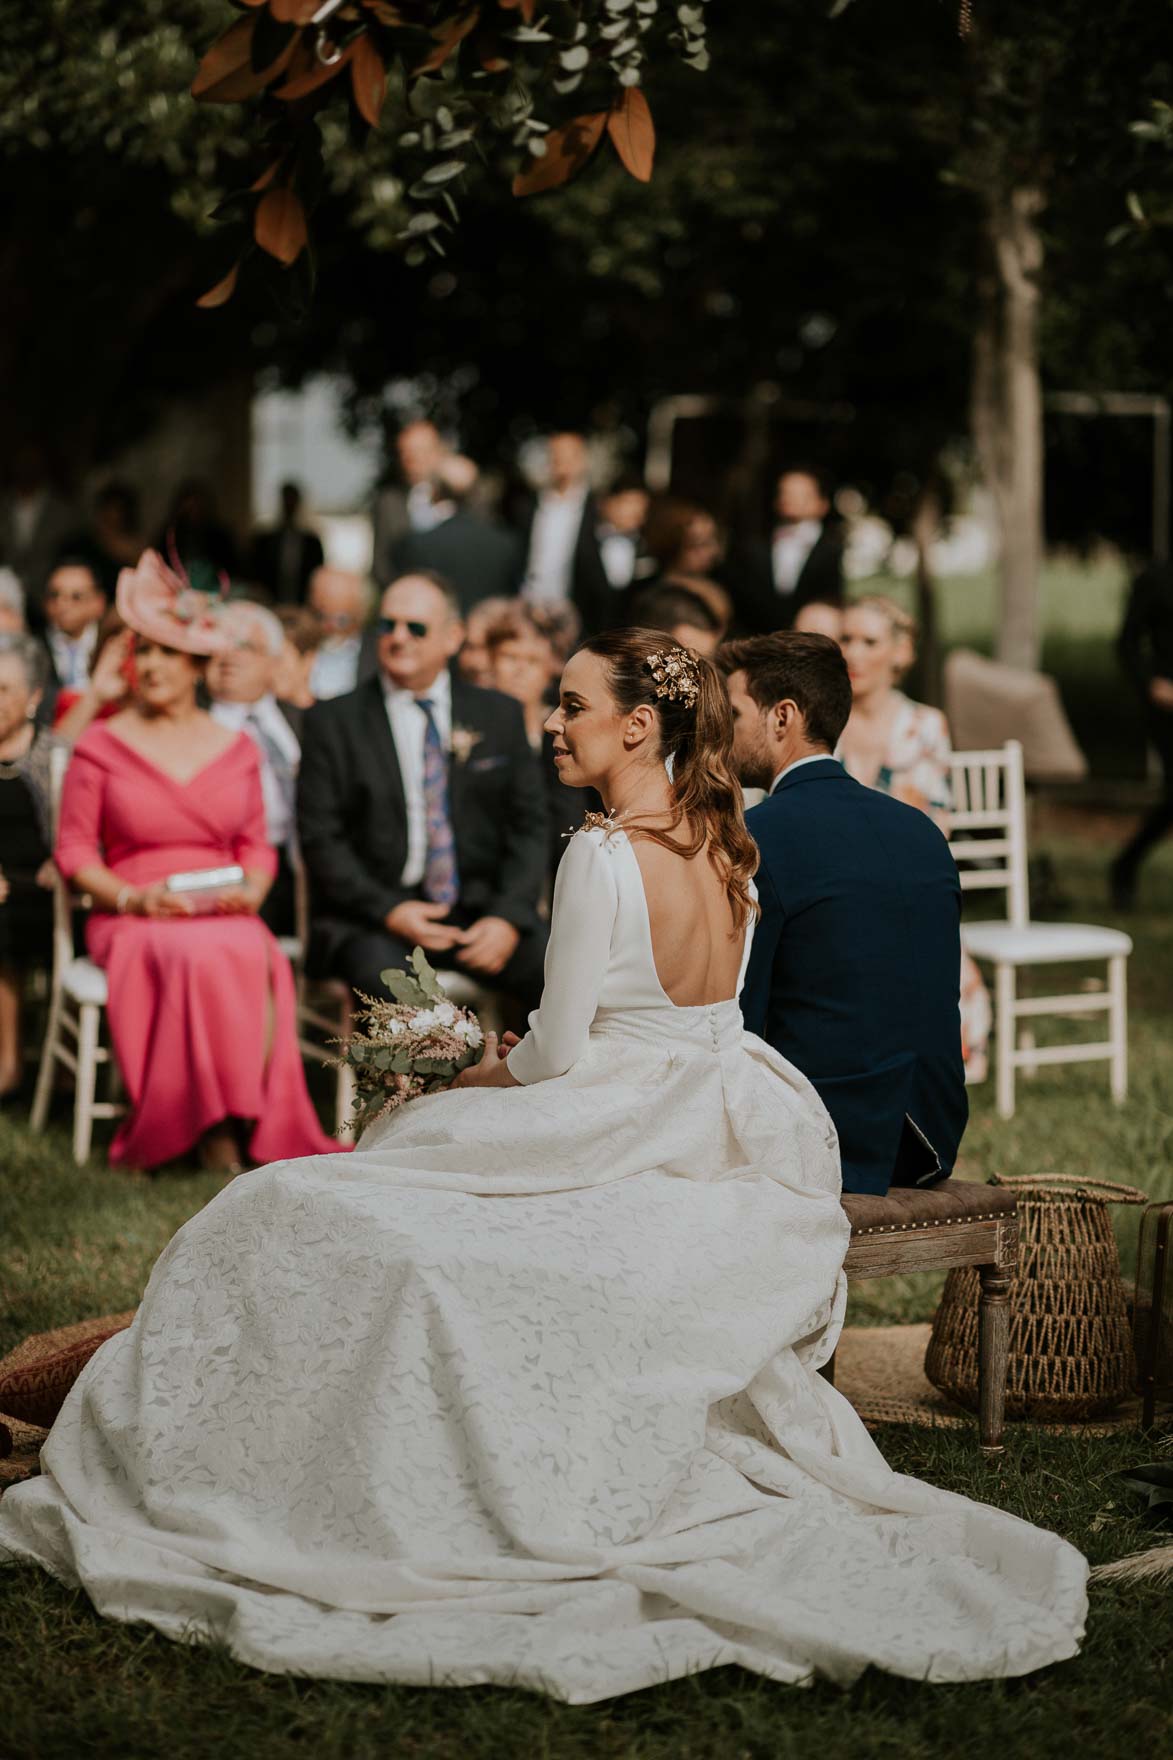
[0,634,55,1097]
[273,605,323,711]
[55,552,336,1171]
[838,594,991,1083]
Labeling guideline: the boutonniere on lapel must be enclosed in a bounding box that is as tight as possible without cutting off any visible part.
[449,725,484,766]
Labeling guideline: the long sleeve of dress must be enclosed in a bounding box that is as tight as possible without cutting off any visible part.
[55,745,106,880]
[506,830,618,1085]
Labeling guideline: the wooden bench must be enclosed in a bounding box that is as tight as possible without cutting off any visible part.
[834,1179,1020,1454]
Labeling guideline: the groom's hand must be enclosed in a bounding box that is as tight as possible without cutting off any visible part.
[458,916,520,976]
[386,900,469,952]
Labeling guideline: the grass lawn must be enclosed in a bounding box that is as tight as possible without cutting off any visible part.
[1,824,1171,1757]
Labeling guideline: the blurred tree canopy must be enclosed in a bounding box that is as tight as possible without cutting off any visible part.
[3,0,1173,656]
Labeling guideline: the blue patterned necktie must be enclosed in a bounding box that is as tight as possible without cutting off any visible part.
[416,697,459,906]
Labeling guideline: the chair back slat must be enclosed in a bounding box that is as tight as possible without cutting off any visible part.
[946,740,1029,927]
[46,743,76,982]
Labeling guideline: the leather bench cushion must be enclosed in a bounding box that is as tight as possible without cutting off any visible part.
[842,1179,1016,1237]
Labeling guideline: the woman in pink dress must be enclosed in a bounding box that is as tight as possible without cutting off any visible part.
[54,552,337,1172]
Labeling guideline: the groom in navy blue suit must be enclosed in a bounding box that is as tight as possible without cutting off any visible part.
[719,632,967,1196]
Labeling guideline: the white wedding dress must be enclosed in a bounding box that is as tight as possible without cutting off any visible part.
[0,828,1086,1701]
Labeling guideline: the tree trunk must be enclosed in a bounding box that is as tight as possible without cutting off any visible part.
[910,473,944,707]
[971,185,1045,670]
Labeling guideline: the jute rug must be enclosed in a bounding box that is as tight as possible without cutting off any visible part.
[1,1318,1168,1494]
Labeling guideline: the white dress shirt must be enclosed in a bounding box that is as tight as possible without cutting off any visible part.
[599,528,638,589]
[211,695,300,851]
[770,519,823,595]
[310,635,362,701]
[382,666,453,888]
[524,486,588,603]
[769,752,837,795]
[46,621,98,689]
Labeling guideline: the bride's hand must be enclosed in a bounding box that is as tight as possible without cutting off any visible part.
[451,1034,520,1089]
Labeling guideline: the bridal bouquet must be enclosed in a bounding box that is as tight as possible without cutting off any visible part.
[340,948,485,1135]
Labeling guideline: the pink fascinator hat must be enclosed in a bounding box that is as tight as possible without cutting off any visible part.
[115,550,231,656]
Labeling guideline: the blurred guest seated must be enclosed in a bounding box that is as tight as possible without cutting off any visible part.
[392,456,523,615]
[1111,559,1173,906]
[208,602,301,939]
[55,551,335,1172]
[273,605,323,712]
[0,570,26,635]
[307,567,376,700]
[38,559,108,723]
[52,610,133,744]
[735,468,845,634]
[0,634,55,1098]
[644,498,727,585]
[838,596,990,1083]
[0,440,76,624]
[371,419,451,588]
[247,481,325,606]
[459,596,523,686]
[483,603,594,876]
[152,478,240,587]
[793,598,844,643]
[298,571,549,1019]
[627,584,725,657]
[63,481,144,599]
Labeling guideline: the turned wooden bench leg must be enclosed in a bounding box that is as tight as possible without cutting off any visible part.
[978,1263,1010,1454]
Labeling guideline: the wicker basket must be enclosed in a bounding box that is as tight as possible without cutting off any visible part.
[925,1174,1147,1422]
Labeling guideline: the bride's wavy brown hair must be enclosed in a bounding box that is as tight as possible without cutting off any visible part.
[580,627,759,930]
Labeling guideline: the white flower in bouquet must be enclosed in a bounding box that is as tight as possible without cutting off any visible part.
[338,949,485,1136]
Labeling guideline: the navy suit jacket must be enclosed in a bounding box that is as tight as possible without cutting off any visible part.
[741,757,968,1195]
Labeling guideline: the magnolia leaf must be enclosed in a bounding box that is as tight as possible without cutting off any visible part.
[498,0,538,18]
[274,40,358,100]
[271,0,320,21]
[607,85,655,181]
[351,34,387,126]
[415,8,481,75]
[512,111,606,197]
[250,11,296,73]
[251,159,282,192]
[410,946,444,998]
[255,187,308,264]
[196,263,240,308]
[192,19,271,103]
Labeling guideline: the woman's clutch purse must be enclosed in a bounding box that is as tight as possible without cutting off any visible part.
[163,865,245,912]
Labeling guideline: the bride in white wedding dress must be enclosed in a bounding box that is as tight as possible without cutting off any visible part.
[0,630,1086,1702]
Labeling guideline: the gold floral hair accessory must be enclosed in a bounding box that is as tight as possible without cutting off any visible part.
[645,646,700,709]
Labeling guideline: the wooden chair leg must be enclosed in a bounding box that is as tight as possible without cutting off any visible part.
[73,1003,100,1165]
[995,962,1016,1120]
[29,989,63,1131]
[1108,954,1128,1104]
[977,1263,1011,1454]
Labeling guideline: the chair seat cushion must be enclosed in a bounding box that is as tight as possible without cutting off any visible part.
[962,920,1132,965]
[62,957,108,1007]
[842,1178,1017,1238]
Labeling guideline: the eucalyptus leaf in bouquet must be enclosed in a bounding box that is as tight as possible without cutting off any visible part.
[335,948,485,1136]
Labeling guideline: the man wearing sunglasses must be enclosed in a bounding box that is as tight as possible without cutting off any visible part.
[298,571,549,1018]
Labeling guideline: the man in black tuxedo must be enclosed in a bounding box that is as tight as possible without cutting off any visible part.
[734,468,845,635]
[518,437,652,635]
[247,482,325,605]
[392,457,523,615]
[36,558,108,726]
[297,570,549,1014]
[721,632,967,1196]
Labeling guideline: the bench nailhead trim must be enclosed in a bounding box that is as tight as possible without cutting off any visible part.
[853,1210,1010,1235]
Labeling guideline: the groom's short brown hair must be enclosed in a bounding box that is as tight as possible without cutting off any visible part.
[716,632,852,750]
